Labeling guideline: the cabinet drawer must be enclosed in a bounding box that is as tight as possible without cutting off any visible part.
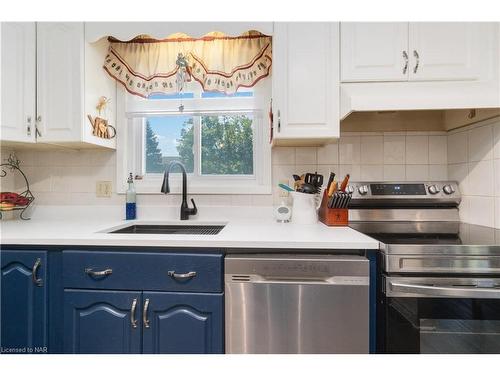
[63,251,223,292]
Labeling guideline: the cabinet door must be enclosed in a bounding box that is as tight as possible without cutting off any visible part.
[272,22,339,141]
[0,22,36,143]
[142,292,223,354]
[341,22,409,82]
[36,22,84,142]
[63,289,142,354]
[408,22,485,81]
[1,250,47,352]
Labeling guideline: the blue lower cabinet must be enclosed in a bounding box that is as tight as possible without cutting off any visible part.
[1,250,48,353]
[142,292,223,354]
[63,289,142,354]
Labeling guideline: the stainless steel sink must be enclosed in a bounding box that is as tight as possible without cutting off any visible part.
[108,224,225,235]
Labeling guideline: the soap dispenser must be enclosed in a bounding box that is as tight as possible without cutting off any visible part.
[126,173,136,220]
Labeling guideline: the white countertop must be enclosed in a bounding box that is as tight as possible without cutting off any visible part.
[0,205,379,250]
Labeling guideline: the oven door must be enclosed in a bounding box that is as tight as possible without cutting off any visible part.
[382,276,500,354]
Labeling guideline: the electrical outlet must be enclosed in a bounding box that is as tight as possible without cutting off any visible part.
[96,181,112,198]
[278,179,290,198]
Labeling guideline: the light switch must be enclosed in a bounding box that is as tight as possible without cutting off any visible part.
[96,181,112,198]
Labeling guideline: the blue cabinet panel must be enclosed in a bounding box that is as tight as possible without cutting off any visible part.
[63,289,142,354]
[1,250,47,353]
[63,251,223,292]
[142,292,223,354]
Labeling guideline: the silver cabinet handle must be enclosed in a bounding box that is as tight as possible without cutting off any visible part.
[402,51,409,74]
[168,270,197,280]
[277,110,281,132]
[27,116,32,136]
[143,298,150,328]
[389,281,500,299]
[32,258,43,287]
[413,50,420,73]
[85,268,113,277]
[130,298,138,329]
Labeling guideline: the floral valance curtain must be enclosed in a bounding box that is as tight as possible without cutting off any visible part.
[103,31,272,98]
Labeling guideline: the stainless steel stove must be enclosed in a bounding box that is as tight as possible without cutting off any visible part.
[347,181,500,354]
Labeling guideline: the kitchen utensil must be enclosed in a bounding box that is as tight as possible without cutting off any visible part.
[297,182,317,194]
[305,172,324,188]
[292,175,301,181]
[340,174,350,192]
[326,172,335,191]
[278,183,294,192]
[328,181,338,197]
[290,191,322,224]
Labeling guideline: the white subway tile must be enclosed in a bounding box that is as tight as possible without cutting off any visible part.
[339,136,360,164]
[383,165,406,181]
[339,164,360,182]
[447,131,468,164]
[360,165,383,181]
[468,124,493,162]
[495,198,500,229]
[317,142,339,164]
[458,196,471,223]
[429,165,448,180]
[494,120,500,159]
[467,160,494,196]
[448,163,469,196]
[406,165,429,181]
[406,135,429,164]
[295,147,317,165]
[494,159,500,197]
[272,147,295,165]
[383,135,405,164]
[428,136,447,164]
[360,136,383,165]
[467,196,495,227]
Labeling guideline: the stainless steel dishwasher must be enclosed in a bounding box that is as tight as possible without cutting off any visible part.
[225,254,370,354]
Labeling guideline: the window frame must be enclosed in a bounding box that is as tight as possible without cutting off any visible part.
[116,80,272,195]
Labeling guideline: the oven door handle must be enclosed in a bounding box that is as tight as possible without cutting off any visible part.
[388,281,500,299]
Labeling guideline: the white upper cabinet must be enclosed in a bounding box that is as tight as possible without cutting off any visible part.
[0,22,36,143]
[272,22,339,144]
[36,22,84,143]
[341,22,494,83]
[341,23,409,82]
[408,23,485,81]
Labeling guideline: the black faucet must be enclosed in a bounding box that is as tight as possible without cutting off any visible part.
[161,161,197,220]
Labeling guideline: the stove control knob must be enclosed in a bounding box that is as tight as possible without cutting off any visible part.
[443,184,455,195]
[428,184,440,195]
[358,185,369,195]
[346,185,355,194]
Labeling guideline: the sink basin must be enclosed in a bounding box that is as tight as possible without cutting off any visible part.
[109,224,225,235]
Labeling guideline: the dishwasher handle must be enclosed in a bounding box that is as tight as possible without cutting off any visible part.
[227,274,369,286]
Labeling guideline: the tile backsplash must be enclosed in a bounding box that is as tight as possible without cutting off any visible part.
[447,117,500,228]
[272,131,449,203]
[4,120,500,229]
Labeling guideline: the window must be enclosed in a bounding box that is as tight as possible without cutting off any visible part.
[117,79,271,194]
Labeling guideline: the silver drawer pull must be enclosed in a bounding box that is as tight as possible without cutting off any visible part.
[85,268,113,277]
[32,258,43,287]
[130,298,138,329]
[168,270,197,280]
[143,298,150,328]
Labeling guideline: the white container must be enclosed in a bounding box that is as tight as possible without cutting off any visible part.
[290,191,320,224]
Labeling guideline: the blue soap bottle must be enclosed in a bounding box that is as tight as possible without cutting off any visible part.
[126,173,136,220]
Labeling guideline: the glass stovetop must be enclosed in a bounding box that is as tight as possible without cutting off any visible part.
[349,222,500,247]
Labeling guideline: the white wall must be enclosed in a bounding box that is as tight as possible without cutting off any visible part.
[447,117,500,228]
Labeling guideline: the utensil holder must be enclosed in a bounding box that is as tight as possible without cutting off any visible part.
[318,190,349,226]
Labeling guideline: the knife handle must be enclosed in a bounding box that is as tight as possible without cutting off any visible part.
[340,174,350,192]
